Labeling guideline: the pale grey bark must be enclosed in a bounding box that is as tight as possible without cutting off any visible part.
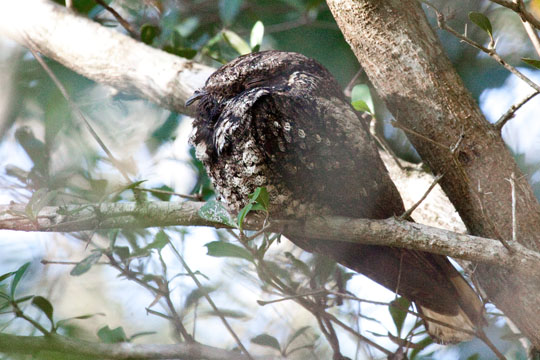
[1,201,539,277]
[0,0,213,116]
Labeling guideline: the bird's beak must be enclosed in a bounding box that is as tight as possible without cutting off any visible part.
[185,90,206,106]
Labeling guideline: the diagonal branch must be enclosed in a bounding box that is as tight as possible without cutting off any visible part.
[0,200,539,277]
[0,0,213,116]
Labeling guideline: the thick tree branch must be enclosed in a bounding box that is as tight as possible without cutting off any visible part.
[326,0,540,346]
[1,200,539,277]
[0,333,280,360]
[0,0,213,116]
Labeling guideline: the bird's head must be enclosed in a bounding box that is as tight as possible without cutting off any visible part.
[187,50,342,161]
[186,50,338,107]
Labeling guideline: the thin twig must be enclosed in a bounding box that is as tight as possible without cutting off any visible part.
[257,290,328,306]
[41,259,107,266]
[236,230,393,356]
[93,0,139,39]
[506,172,518,244]
[168,242,254,360]
[399,173,444,220]
[521,19,540,57]
[11,301,50,336]
[145,307,173,321]
[422,0,540,94]
[322,311,392,356]
[136,187,202,201]
[105,254,193,342]
[26,46,131,184]
[343,69,364,97]
[476,329,508,360]
[391,120,449,150]
[495,90,540,131]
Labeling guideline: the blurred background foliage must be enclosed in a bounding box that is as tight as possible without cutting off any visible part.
[0,0,539,359]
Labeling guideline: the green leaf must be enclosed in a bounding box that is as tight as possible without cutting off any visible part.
[184,286,215,309]
[250,21,264,50]
[222,30,251,55]
[0,271,14,284]
[203,308,248,319]
[108,229,119,247]
[204,241,253,262]
[251,333,281,351]
[175,17,200,37]
[123,180,147,190]
[219,0,244,25]
[469,12,493,38]
[237,202,253,231]
[97,326,128,343]
[11,262,31,298]
[410,336,434,359]
[389,296,410,336]
[522,58,540,69]
[25,189,57,220]
[31,296,54,327]
[140,23,160,45]
[56,313,105,328]
[286,326,310,348]
[350,84,373,114]
[285,252,311,277]
[163,45,198,59]
[198,200,237,228]
[147,230,169,250]
[70,252,102,276]
[250,186,269,210]
[150,185,174,201]
[129,331,157,341]
[13,295,34,304]
[351,100,372,113]
[237,187,270,231]
[114,246,130,260]
[466,354,480,360]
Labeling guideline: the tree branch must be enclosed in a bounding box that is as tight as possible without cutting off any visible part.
[0,0,213,116]
[1,200,538,277]
[325,0,540,346]
[0,333,281,360]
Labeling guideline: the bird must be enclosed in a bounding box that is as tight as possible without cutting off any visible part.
[187,50,484,344]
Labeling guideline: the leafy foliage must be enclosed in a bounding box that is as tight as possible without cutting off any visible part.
[0,0,535,359]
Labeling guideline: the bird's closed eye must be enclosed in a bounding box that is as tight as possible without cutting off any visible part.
[244,77,267,89]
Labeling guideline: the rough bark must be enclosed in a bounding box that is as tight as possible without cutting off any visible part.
[2,201,539,278]
[326,0,540,346]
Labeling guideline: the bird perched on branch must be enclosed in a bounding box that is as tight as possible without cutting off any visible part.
[187,50,484,343]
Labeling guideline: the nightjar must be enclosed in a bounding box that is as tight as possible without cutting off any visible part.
[188,50,484,343]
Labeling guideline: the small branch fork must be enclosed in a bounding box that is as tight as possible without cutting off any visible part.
[489,0,540,30]
[420,0,540,133]
[495,90,540,131]
[399,173,443,220]
[230,230,393,358]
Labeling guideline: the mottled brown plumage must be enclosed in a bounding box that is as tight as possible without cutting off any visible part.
[188,50,484,343]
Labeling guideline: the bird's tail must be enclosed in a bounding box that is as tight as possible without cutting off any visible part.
[419,256,486,344]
